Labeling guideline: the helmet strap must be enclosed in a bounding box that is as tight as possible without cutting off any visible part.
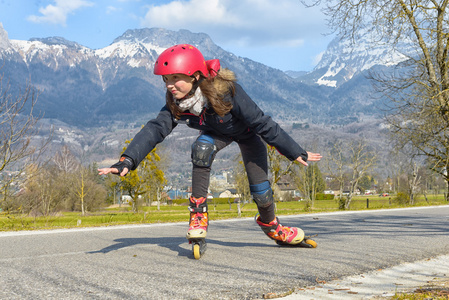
[183,76,204,99]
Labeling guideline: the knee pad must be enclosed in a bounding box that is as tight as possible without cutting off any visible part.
[191,135,217,167]
[250,181,274,208]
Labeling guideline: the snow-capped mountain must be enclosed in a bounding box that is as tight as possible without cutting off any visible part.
[12,38,93,71]
[0,23,396,128]
[0,24,330,126]
[300,34,409,88]
[0,23,11,50]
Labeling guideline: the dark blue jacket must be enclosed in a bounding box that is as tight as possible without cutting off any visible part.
[123,83,307,169]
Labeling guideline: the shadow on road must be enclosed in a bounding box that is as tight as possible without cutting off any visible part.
[86,236,274,257]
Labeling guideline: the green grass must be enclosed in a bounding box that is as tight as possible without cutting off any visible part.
[0,194,447,231]
[391,280,449,300]
[392,292,448,299]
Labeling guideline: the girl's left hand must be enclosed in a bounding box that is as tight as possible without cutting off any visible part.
[296,152,322,167]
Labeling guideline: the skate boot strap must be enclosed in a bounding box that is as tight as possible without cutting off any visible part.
[256,217,282,235]
[188,206,207,213]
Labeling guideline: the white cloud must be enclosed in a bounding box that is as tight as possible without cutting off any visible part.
[27,0,94,26]
[106,6,119,14]
[140,0,328,48]
[142,0,240,28]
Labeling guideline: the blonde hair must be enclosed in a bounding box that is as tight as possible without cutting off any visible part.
[166,68,236,119]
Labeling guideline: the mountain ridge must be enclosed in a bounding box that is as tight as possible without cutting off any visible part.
[301,34,409,87]
[0,24,400,129]
[0,23,400,180]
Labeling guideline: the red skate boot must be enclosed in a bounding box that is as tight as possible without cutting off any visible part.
[256,216,317,248]
[187,196,208,239]
[187,196,208,259]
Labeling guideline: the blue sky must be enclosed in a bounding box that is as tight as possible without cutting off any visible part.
[0,0,334,71]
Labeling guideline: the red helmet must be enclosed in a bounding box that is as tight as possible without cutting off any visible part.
[154,44,208,77]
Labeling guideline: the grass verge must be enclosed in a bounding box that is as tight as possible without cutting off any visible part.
[1,194,447,231]
[391,278,449,299]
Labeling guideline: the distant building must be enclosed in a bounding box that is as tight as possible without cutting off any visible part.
[219,189,239,198]
[210,172,233,189]
[274,176,300,201]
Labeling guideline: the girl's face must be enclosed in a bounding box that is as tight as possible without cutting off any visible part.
[163,73,195,100]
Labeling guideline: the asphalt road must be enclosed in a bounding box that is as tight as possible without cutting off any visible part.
[0,206,448,300]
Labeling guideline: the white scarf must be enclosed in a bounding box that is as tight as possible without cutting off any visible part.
[176,87,207,116]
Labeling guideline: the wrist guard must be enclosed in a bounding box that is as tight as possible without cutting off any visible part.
[110,156,134,175]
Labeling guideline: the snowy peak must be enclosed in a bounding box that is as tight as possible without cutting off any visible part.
[95,28,219,69]
[114,28,214,49]
[1,27,218,72]
[0,22,11,50]
[303,35,409,87]
[10,38,94,69]
[97,32,165,62]
[29,36,84,49]
[94,39,159,69]
[113,28,169,45]
[316,37,407,70]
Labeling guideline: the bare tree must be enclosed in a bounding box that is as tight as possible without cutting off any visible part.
[349,141,377,208]
[74,168,89,216]
[69,165,107,215]
[328,139,377,209]
[327,141,348,207]
[387,151,408,195]
[233,158,251,214]
[0,72,50,210]
[407,162,421,205]
[53,146,90,215]
[302,0,449,200]
[293,163,325,210]
[16,164,65,216]
[267,145,295,201]
[53,145,80,173]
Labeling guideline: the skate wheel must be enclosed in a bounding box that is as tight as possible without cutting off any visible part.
[304,239,317,248]
[193,243,201,260]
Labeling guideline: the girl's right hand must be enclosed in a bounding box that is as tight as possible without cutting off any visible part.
[97,167,128,177]
[98,156,133,177]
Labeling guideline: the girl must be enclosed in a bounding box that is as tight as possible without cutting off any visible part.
[98,44,322,247]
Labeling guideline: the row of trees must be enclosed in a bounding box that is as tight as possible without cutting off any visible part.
[0,142,166,216]
[2,136,444,216]
[241,141,446,211]
[2,145,107,216]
